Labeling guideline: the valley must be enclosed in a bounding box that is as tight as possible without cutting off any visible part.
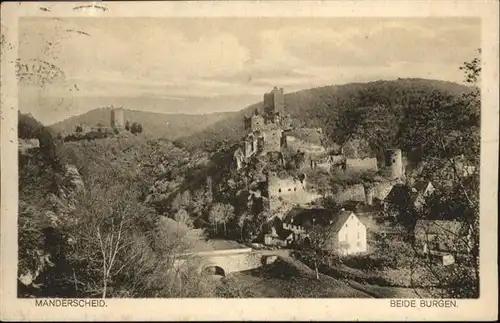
[17,73,480,299]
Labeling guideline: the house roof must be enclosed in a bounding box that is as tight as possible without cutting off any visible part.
[331,211,355,232]
[267,216,294,240]
[283,207,354,233]
[342,200,379,213]
[384,184,413,204]
[371,181,396,201]
[413,180,432,193]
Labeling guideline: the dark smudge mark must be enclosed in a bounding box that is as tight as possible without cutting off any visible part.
[73,4,108,12]
[16,58,66,86]
[65,29,91,37]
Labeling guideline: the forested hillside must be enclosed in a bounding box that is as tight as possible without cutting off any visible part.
[48,107,232,140]
[179,78,473,158]
[17,113,235,298]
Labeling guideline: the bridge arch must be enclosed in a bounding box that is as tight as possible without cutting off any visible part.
[202,265,226,277]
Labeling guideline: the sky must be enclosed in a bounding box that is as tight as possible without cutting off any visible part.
[18,17,481,125]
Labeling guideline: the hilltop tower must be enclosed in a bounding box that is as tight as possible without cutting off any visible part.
[111,107,125,129]
[385,148,404,180]
[263,86,285,117]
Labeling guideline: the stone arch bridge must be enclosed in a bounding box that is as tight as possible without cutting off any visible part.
[173,247,283,277]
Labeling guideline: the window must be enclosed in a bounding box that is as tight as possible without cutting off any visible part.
[278,188,281,193]
[294,187,296,191]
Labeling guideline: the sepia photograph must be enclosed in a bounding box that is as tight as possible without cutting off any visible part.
[1,1,498,321]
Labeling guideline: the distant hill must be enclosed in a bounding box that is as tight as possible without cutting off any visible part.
[178,78,473,151]
[48,108,233,140]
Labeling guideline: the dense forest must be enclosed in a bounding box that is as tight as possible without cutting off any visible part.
[18,111,274,298]
[179,78,473,161]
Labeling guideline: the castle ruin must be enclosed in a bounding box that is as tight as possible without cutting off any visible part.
[234,87,291,169]
[384,148,405,180]
[111,107,125,129]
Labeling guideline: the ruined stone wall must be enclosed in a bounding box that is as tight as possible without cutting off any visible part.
[244,140,253,158]
[287,128,324,146]
[267,174,321,211]
[342,138,373,159]
[286,135,326,155]
[316,162,332,172]
[268,176,306,197]
[249,115,265,132]
[330,155,344,164]
[332,184,366,204]
[233,148,245,170]
[345,157,378,173]
[262,129,283,152]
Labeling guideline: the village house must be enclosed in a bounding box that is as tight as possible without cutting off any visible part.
[383,184,413,217]
[413,219,474,266]
[262,216,306,247]
[383,180,436,216]
[277,207,368,255]
[411,180,436,210]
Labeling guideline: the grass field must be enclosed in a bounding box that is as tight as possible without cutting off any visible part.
[215,256,428,298]
[216,256,371,298]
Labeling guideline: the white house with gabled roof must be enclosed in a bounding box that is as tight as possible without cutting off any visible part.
[329,210,368,255]
[284,207,368,255]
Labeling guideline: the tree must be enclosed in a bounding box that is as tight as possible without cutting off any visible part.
[62,165,157,298]
[245,211,269,240]
[236,212,252,241]
[171,190,192,213]
[298,224,336,280]
[173,209,193,228]
[402,50,481,298]
[113,216,217,298]
[459,48,481,86]
[191,189,206,218]
[130,122,140,135]
[137,123,143,134]
[208,203,234,236]
[125,121,130,131]
[18,112,42,138]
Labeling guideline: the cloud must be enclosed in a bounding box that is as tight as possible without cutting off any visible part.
[18,17,480,121]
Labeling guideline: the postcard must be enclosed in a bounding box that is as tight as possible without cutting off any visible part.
[1,1,498,321]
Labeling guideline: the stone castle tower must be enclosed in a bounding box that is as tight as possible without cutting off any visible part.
[385,148,404,180]
[110,107,125,129]
[263,86,285,117]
